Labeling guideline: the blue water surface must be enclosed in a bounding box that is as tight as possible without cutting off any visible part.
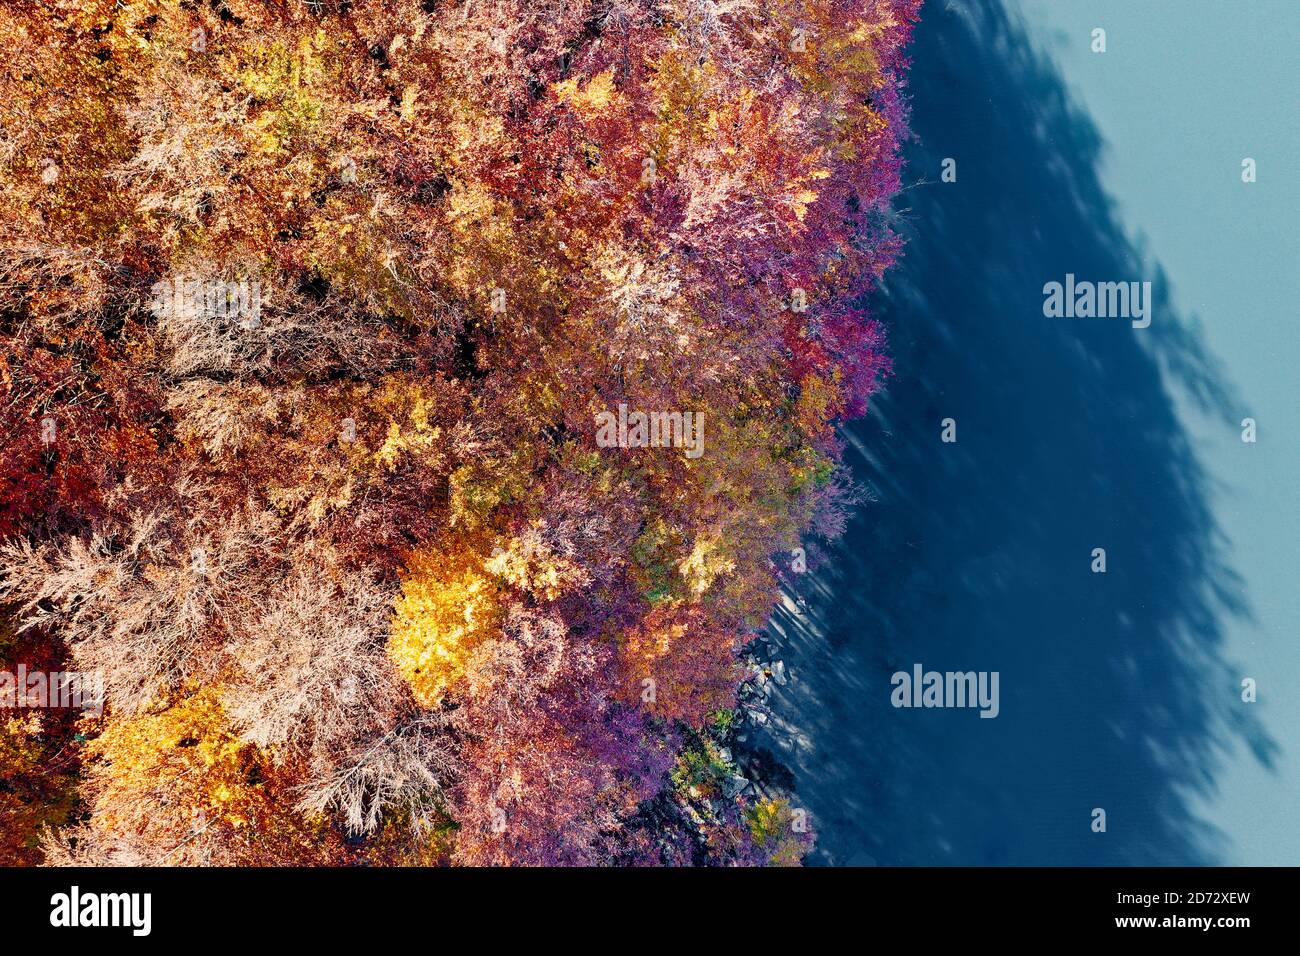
[758,0,1298,866]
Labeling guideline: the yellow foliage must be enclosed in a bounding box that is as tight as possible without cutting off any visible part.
[443,180,518,300]
[374,393,444,471]
[388,542,503,707]
[794,371,842,438]
[446,452,531,529]
[0,713,44,771]
[87,687,264,833]
[554,68,620,116]
[790,187,820,222]
[399,85,420,125]
[233,31,331,156]
[745,797,808,867]
[484,526,589,600]
[678,531,737,597]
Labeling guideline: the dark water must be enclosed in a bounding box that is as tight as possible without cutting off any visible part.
[756,0,1275,866]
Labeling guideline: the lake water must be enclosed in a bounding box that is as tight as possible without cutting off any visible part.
[756,0,1299,866]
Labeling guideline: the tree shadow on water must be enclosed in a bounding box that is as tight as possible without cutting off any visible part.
[754,0,1276,866]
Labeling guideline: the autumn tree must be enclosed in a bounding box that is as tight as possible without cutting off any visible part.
[0,0,918,865]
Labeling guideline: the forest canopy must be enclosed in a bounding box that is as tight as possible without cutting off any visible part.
[0,0,917,865]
